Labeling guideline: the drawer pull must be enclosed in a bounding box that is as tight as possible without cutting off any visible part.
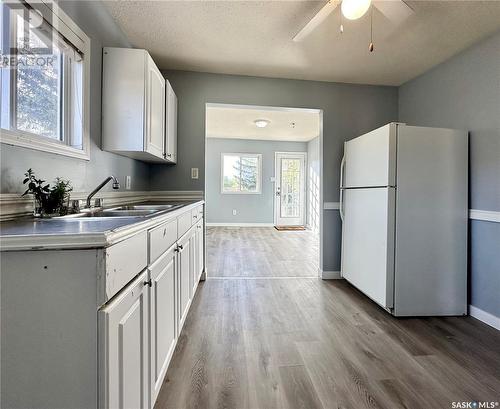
[178,244,184,250]
[193,215,197,218]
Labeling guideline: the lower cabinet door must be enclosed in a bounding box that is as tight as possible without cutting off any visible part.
[99,270,149,409]
[190,228,197,297]
[150,246,176,405]
[177,233,191,330]
[197,221,204,281]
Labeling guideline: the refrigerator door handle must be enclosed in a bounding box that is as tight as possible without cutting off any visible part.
[339,155,346,222]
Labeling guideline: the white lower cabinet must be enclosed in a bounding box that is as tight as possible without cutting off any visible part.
[149,245,177,404]
[99,270,150,409]
[1,203,204,409]
[196,220,204,281]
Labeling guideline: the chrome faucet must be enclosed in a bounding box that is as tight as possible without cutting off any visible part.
[86,176,120,208]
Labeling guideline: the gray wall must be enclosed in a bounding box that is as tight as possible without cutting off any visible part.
[0,1,150,194]
[205,138,307,224]
[399,31,500,317]
[152,70,399,270]
[306,136,320,232]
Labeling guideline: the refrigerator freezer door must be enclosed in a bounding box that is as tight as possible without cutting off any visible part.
[343,123,397,188]
[341,187,395,309]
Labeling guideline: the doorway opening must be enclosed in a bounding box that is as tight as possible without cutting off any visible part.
[204,103,323,278]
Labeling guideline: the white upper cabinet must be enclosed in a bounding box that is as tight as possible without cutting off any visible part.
[165,80,178,163]
[102,47,176,164]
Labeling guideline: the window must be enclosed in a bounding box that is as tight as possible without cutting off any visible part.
[0,0,90,159]
[221,153,262,194]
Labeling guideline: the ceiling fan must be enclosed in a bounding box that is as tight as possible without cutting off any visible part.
[293,0,414,50]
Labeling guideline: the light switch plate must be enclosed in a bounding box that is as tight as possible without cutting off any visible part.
[125,176,131,190]
[191,168,199,179]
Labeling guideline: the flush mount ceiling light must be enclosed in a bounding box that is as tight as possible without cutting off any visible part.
[341,0,371,20]
[254,119,270,128]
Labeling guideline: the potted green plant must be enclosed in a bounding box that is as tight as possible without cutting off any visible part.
[22,169,73,217]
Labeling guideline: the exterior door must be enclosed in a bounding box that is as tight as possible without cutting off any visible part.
[274,152,307,226]
[99,270,149,409]
[341,187,395,309]
[150,246,177,406]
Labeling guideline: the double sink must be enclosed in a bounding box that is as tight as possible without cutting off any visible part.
[58,203,184,219]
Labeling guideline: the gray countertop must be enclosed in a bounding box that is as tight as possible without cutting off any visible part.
[0,200,203,251]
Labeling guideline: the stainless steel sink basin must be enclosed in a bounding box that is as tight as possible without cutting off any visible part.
[55,203,184,219]
[106,204,178,211]
[59,209,157,218]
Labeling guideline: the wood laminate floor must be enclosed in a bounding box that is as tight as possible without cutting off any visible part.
[206,227,320,278]
[155,228,500,409]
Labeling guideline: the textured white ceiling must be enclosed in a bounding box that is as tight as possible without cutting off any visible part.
[206,105,320,142]
[104,1,500,86]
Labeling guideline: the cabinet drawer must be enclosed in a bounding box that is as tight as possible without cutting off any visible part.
[177,211,192,237]
[104,231,147,303]
[149,219,177,263]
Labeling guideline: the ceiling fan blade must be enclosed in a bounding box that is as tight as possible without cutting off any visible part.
[293,0,340,42]
[374,0,413,25]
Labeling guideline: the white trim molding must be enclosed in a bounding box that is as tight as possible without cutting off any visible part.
[323,202,340,210]
[320,270,342,280]
[469,209,500,223]
[205,222,274,227]
[469,305,500,331]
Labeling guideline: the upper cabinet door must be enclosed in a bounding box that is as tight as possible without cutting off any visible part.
[145,55,166,159]
[165,81,178,163]
[99,270,149,409]
[343,123,397,188]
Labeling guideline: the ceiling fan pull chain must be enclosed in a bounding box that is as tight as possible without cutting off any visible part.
[369,5,374,52]
[340,6,344,34]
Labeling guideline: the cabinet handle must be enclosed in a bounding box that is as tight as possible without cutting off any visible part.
[167,153,172,157]
[163,228,167,237]
[193,215,197,218]
[178,244,183,250]
[144,279,152,287]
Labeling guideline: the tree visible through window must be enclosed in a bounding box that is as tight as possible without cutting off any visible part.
[222,153,261,194]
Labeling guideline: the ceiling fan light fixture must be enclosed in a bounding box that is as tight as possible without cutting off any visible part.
[254,119,270,128]
[341,0,372,20]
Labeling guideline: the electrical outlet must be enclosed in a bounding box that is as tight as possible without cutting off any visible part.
[125,176,131,190]
[232,209,237,216]
[191,168,199,179]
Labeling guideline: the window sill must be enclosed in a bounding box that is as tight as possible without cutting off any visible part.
[0,128,90,161]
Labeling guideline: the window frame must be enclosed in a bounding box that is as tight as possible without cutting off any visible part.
[0,0,91,160]
[220,152,262,195]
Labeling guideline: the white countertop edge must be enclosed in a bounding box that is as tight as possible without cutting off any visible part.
[0,200,204,251]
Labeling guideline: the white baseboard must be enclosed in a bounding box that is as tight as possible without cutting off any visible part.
[320,270,342,280]
[469,305,500,330]
[206,222,274,227]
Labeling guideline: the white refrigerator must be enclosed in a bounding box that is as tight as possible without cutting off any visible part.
[340,123,468,316]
